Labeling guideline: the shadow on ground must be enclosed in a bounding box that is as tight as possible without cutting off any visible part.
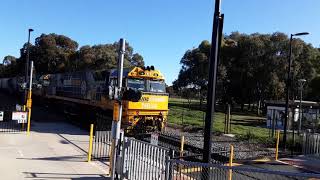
[23,172,109,179]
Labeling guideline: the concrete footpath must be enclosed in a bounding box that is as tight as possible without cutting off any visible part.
[279,156,320,173]
[0,122,109,180]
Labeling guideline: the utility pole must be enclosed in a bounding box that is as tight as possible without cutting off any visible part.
[110,38,125,179]
[26,61,34,135]
[283,34,293,151]
[25,29,34,104]
[202,0,223,171]
[284,32,309,150]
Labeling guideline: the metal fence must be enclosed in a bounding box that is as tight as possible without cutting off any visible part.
[135,132,230,164]
[302,132,320,156]
[167,159,320,180]
[92,130,112,160]
[0,106,27,133]
[120,137,172,180]
[91,116,112,160]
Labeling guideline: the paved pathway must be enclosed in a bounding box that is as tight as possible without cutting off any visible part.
[279,156,320,173]
[0,122,109,180]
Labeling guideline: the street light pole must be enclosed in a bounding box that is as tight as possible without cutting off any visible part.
[25,28,34,104]
[110,38,125,180]
[283,35,293,150]
[283,32,309,150]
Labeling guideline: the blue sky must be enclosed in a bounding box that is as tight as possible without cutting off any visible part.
[0,0,319,85]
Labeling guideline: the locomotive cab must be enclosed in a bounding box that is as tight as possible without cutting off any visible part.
[109,66,169,132]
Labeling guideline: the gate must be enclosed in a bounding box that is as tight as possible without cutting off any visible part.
[120,137,172,180]
[0,106,27,133]
[302,132,320,156]
[91,116,112,160]
[92,130,112,160]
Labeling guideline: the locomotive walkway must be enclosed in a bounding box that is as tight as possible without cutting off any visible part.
[0,122,110,179]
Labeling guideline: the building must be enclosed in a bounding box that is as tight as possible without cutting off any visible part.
[265,100,320,136]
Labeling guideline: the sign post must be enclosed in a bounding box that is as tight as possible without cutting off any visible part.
[110,38,125,179]
[151,132,159,146]
[12,112,28,123]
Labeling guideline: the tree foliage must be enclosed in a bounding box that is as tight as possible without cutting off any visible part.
[1,33,144,77]
[174,32,320,106]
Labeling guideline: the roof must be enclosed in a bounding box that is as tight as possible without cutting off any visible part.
[265,100,320,108]
[109,67,165,80]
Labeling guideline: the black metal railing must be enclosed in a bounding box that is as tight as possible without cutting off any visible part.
[167,159,320,180]
[0,106,27,133]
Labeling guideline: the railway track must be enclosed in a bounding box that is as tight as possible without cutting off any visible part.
[135,131,229,164]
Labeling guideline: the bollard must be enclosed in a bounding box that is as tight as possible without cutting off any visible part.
[180,135,185,157]
[228,145,234,180]
[27,106,31,135]
[26,91,32,135]
[87,124,94,162]
[275,130,280,161]
[26,61,33,136]
[178,135,185,173]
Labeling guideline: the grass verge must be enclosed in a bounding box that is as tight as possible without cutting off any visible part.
[168,98,270,141]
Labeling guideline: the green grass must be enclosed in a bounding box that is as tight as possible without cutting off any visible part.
[168,98,270,140]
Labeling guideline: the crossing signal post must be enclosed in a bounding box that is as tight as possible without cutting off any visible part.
[110,38,125,179]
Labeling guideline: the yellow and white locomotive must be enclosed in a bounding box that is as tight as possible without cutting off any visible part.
[33,66,169,132]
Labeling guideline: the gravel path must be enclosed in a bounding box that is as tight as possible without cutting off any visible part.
[164,127,275,161]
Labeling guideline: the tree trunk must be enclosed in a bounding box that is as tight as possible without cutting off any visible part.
[257,100,261,116]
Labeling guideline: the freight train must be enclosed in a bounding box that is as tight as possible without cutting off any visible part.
[0,66,169,132]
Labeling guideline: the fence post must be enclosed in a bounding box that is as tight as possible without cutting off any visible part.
[275,130,280,161]
[178,136,185,173]
[165,155,170,180]
[120,137,128,179]
[27,107,32,135]
[166,149,174,180]
[227,104,231,133]
[87,124,94,162]
[228,145,234,180]
[181,103,184,125]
